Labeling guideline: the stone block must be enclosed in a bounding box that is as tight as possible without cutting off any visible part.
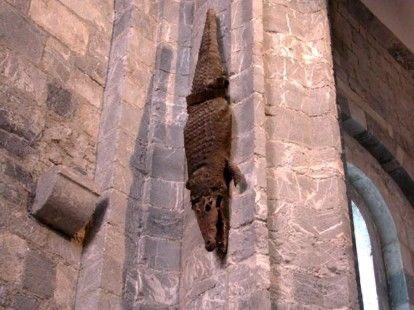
[140,236,181,272]
[231,190,255,228]
[144,207,183,240]
[139,270,179,305]
[67,69,103,109]
[3,158,34,191]
[30,0,89,54]
[74,24,111,85]
[0,286,9,307]
[229,68,254,103]
[153,122,185,148]
[5,0,30,13]
[231,0,252,29]
[41,37,72,83]
[149,178,185,211]
[13,295,40,310]
[228,224,256,262]
[46,231,82,266]
[0,129,33,158]
[232,96,255,135]
[0,2,46,63]
[151,144,186,181]
[232,290,271,310]
[22,251,55,298]
[0,233,29,283]
[31,165,100,236]
[0,46,47,102]
[0,87,45,141]
[58,0,113,34]
[77,100,100,139]
[180,1,194,26]
[46,83,76,117]
[76,288,122,310]
[232,131,255,163]
[54,263,77,309]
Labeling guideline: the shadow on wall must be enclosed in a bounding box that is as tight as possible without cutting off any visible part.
[121,0,192,307]
[122,44,173,308]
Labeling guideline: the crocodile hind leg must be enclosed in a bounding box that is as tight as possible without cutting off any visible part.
[216,195,229,258]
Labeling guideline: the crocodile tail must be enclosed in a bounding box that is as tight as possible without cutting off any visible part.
[191,9,227,94]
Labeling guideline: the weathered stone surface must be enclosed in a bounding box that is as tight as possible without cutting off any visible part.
[3,158,34,191]
[13,295,40,310]
[0,46,47,102]
[22,251,55,298]
[149,179,185,211]
[41,37,72,83]
[0,129,33,158]
[46,231,82,266]
[46,83,76,117]
[59,0,113,33]
[67,69,103,109]
[31,165,99,236]
[54,263,76,309]
[0,2,46,62]
[144,207,183,240]
[4,0,30,13]
[29,0,89,55]
[151,144,185,181]
[0,87,45,141]
[140,236,181,271]
[0,286,9,307]
[0,233,29,283]
[139,270,180,306]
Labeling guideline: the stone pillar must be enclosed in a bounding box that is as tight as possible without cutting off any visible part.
[74,1,161,308]
[179,1,271,308]
[263,0,359,308]
[75,0,193,309]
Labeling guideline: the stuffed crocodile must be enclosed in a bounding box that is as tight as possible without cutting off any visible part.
[184,9,246,257]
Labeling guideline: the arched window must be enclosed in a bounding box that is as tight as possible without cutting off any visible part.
[352,201,380,309]
[347,163,409,309]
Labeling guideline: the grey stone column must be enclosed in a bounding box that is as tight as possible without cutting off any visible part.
[263,0,359,308]
[74,1,162,308]
[179,1,271,309]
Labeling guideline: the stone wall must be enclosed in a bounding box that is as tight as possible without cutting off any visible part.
[330,0,414,203]
[263,0,359,308]
[330,0,414,307]
[76,0,193,308]
[0,0,113,308]
[3,0,412,309]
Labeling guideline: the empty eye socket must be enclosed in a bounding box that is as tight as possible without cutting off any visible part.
[204,199,213,212]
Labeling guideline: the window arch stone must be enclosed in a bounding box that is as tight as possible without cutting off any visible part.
[347,163,409,309]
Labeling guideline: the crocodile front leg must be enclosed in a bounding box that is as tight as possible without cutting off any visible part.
[228,161,247,192]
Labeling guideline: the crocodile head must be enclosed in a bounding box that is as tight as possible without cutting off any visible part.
[190,193,223,251]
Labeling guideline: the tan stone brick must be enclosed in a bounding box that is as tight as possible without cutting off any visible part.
[29,0,89,54]
[0,233,29,283]
[54,263,77,309]
[67,70,103,108]
[0,46,47,102]
[45,37,71,61]
[77,101,100,139]
[59,0,113,34]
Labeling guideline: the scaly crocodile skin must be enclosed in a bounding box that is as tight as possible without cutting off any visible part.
[183,9,245,257]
